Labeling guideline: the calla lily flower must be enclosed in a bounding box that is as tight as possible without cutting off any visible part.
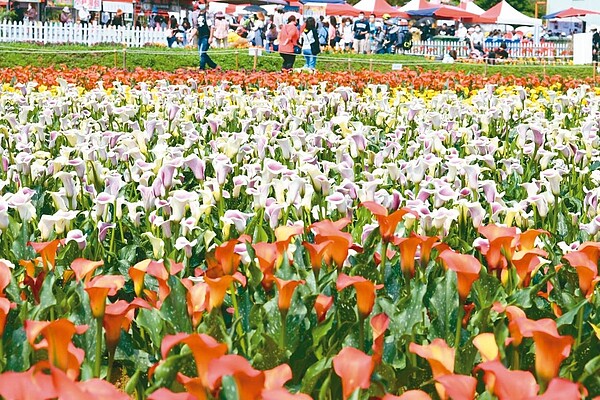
[85,275,126,318]
[274,277,305,314]
[409,339,455,399]
[336,273,383,319]
[28,239,64,270]
[332,347,374,400]
[204,272,246,311]
[435,374,477,400]
[370,312,389,365]
[25,319,88,379]
[476,361,539,400]
[314,294,333,323]
[361,201,415,243]
[438,250,482,302]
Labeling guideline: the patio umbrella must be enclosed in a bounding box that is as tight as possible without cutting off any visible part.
[542,7,600,19]
[325,2,361,16]
[244,4,268,13]
[407,5,479,20]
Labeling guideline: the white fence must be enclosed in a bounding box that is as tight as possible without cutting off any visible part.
[0,21,168,47]
[407,39,573,60]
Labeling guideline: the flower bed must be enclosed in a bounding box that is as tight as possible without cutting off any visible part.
[0,74,598,399]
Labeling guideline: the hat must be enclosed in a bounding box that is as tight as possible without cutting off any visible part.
[591,26,598,31]
[215,11,224,18]
[382,13,390,20]
[63,7,70,13]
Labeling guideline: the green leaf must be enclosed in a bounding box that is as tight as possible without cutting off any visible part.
[426,274,457,343]
[220,375,239,400]
[300,357,332,394]
[160,276,192,333]
[6,327,31,372]
[33,272,57,319]
[556,300,587,328]
[137,308,165,352]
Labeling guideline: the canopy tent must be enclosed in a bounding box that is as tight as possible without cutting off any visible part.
[407,5,479,19]
[543,7,600,20]
[207,0,288,5]
[478,0,540,25]
[353,0,409,17]
[458,1,485,16]
[324,2,361,16]
[301,0,344,3]
[398,0,432,12]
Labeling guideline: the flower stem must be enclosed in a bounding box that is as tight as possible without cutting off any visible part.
[94,317,103,378]
[230,282,247,354]
[379,241,389,284]
[358,316,365,351]
[454,302,464,349]
[576,304,585,347]
[280,311,288,349]
[0,337,4,373]
[107,349,115,382]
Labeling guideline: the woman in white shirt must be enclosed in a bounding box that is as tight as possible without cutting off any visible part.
[342,18,353,51]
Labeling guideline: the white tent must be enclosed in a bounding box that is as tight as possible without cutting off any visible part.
[479,0,540,26]
[399,0,432,12]
[459,1,485,16]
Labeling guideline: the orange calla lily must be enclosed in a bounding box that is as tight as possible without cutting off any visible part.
[303,240,333,272]
[85,275,126,318]
[314,294,333,323]
[409,339,455,400]
[0,297,15,337]
[206,354,265,400]
[103,298,151,356]
[435,374,477,400]
[0,260,11,294]
[315,235,351,269]
[50,365,130,400]
[336,273,383,318]
[476,360,539,400]
[371,312,389,365]
[185,280,209,328]
[70,258,104,283]
[204,272,246,312]
[472,333,500,362]
[518,229,549,251]
[0,366,58,400]
[147,388,197,400]
[25,319,88,379]
[529,319,573,384]
[263,363,292,390]
[477,224,518,271]
[206,239,241,277]
[382,391,432,400]
[562,250,599,298]
[27,239,64,270]
[128,259,171,308]
[361,202,414,242]
[392,236,422,279]
[412,233,441,266]
[253,241,287,290]
[262,388,313,400]
[274,224,304,243]
[310,218,351,239]
[332,347,374,400]
[161,333,228,388]
[536,378,587,400]
[274,277,305,313]
[512,249,548,287]
[438,250,481,302]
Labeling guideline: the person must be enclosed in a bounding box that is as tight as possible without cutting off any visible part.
[328,16,338,48]
[196,3,220,70]
[593,27,600,63]
[442,49,457,63]
[214,11,228,48]
[273,7,284,28]
[112,9,124,27]
[265,23,278,52]
[471,24,484,53]
[438,23,449,36]
[190,3,200,28]
[372,22,386,54]
[79,5,90,27]
[353,12,369,54]
[277,15,299,71]
[300,16,320,70]
[59,7,72,25]
[318,21,329,47]
[26,3,37,23]
[456,22,467,39]
[343,18,353,51]
[252,12,265,48]
[495,42,509,60]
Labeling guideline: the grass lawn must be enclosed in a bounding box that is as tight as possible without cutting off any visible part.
[0,42,596,78]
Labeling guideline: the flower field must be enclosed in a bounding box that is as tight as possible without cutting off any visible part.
[0,67,598,399]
